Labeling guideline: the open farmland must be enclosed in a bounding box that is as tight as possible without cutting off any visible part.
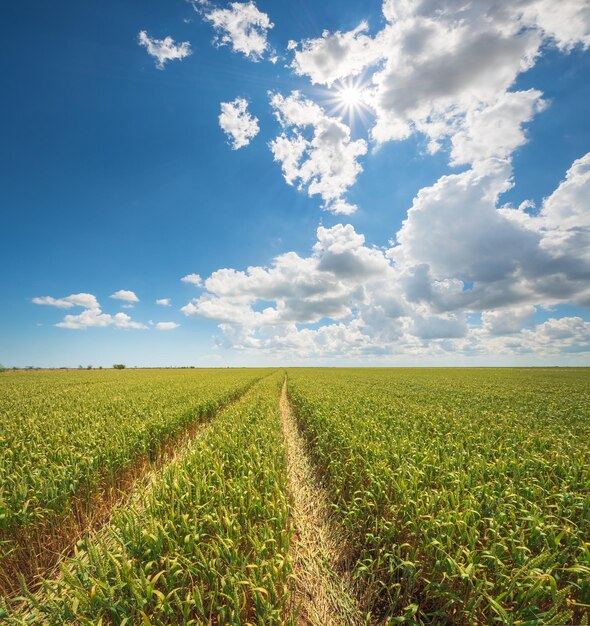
[288,368,590,624]
[1,367,589,624]
[0,368,267,596]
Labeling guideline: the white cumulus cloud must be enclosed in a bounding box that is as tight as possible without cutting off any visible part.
[180,151,590,359]
[138,31,192,69]
[269,91,367,214]
[110,290,140,304]
[219,98,260,149]
[156,298,171,306]
[156,321,180,330]
[392,155,590,312]
[32,293,100,309]
[201,1,273,61]
[287,0,590,164]
[481,305,537,335]
[56,309,147,330]
[536,151,590,231]
[290,22,382,86]
[449,90,547,166]
[181,273,203,286]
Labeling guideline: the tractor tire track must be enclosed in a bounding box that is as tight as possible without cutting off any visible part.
[280,376,365,626]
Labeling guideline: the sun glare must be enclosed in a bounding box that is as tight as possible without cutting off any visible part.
[338,85,363,107]
[326,78,371,126]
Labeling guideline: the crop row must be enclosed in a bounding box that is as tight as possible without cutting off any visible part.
[4,371,291,624]
[287,368,590,624]
[0,369,266,548]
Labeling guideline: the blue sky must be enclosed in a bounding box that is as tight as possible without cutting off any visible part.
[1,0,589,367]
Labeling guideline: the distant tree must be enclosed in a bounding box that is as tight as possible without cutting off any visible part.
[87,365,92,370]
[0,364,7,373]
[98,366,103,370]
[113,364,126,369]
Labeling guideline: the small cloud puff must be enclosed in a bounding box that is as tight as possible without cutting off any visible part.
[219,98,260,149]
[201,1,273,61]
[156,321,180,330]
[110,290,140,303]
[181,274,203,286]
[138,30,191,69]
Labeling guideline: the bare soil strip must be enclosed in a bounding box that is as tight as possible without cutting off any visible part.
[280,377,365,626]
[0,379,260,600]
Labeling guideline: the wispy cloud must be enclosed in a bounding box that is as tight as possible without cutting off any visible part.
[138,30,191,69]
[156,321,180,330]
[32,293,100,309]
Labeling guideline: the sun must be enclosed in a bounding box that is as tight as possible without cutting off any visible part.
[326,78,371,125]
[338,85,363,108]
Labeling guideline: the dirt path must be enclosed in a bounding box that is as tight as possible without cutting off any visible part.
[280,377,365,626]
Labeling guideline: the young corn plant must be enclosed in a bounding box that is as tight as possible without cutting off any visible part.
[0,368,268,597]
[6,372,293,625]
[288,367,590,624]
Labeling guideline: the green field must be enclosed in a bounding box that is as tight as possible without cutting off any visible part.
[1,368,589,624]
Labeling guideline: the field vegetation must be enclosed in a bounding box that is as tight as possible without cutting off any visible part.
[5,372,290,625]
[288,368,590,624]
[1,367,589,624]
[0,368,267,596]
